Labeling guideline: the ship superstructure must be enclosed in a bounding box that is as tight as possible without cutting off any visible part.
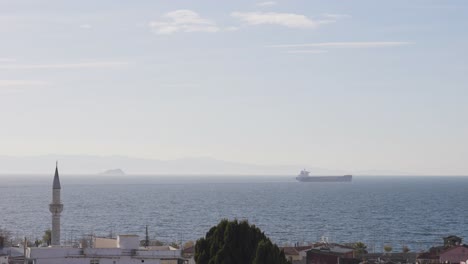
[296,169,352,182]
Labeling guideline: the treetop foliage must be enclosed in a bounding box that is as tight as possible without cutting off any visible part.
[195,219,290,264]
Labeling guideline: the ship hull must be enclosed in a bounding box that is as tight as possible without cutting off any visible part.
[296,175,352,182]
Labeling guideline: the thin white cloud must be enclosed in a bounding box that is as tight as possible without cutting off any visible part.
[322,13,351,20]
[269,41,413,48]
[0,61,128,70]
[286,50,328,54]
[225,26,239,32]
[231,12,318,28]
[316,13,351,25]
[149,10,219,34]
[79,24,92,29]
[256,1,277,7]
[0,80,48,87]
[0,58,16,62]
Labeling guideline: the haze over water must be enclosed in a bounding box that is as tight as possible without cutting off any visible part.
[1,175,466,252]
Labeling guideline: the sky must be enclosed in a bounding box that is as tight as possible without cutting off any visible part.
[0,0,467,175]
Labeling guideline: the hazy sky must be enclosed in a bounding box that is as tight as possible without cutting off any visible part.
[1,0,467,174]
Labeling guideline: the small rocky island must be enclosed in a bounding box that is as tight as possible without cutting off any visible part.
[100,169,126,176]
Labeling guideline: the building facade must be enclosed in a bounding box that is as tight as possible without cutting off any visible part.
[27,235,185,264]
[306,245,358,264]
[439,245,468,264]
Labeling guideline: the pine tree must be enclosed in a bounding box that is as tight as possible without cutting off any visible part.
[195,219,290,264]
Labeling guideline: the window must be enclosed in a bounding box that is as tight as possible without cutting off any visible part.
[90,260,100,264]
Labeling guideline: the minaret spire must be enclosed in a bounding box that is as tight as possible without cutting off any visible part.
[53,161,61,190]
[49,162,63,246]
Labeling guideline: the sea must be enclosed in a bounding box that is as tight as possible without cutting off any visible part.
[1,175,467,252]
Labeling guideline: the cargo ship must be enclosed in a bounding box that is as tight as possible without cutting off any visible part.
[296,169,352,182]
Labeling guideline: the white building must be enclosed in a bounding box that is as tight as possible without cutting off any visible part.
[0,255,7,264]
[27,235,185,264]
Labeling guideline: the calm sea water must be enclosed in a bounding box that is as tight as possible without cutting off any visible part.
[1,175,467,252]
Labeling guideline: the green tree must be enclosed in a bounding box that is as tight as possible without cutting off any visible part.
[169,242,180,249]
[194,219,290,264]
[253,240,288,264]
[43,230,51,246]
[183,240,195,249]
[353,242,368,258]
[34,239,42,247]
[384,245,393,253]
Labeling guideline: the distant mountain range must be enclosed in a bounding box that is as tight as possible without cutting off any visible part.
[0,154,407,175]
[100,168,126,176]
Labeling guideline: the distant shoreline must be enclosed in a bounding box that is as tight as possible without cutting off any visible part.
[0,175,467,187]
[1,173,467,177]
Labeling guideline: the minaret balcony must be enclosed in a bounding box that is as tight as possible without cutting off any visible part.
[49,203,64,214]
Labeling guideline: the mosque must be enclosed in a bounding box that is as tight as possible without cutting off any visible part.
[25,163,186,264]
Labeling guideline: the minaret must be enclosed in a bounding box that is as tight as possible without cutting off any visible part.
[49,161,63,246]
[145,225,150,247]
